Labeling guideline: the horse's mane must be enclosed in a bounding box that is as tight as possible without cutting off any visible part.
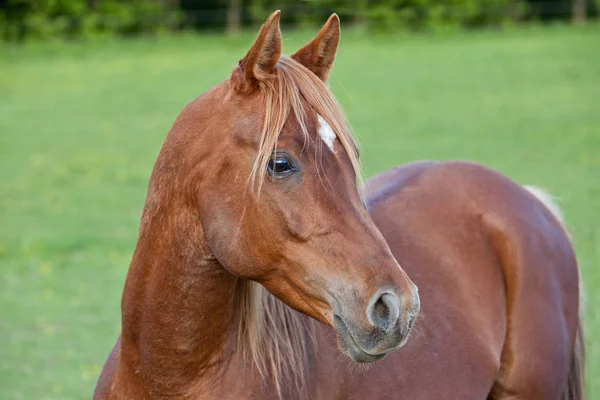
[232,56,364,398]
[235,280,315,398]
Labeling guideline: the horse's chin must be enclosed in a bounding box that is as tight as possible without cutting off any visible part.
[333,315,389,363]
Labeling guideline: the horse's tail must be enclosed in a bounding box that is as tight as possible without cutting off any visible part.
[523,185,586,400]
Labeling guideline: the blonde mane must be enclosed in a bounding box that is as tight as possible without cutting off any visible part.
[233,56,364,398]
[235,280,315,398]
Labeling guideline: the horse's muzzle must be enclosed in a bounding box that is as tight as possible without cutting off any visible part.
[333,288,420,363]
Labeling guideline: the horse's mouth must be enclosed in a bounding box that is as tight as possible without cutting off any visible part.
[333,315,388,363]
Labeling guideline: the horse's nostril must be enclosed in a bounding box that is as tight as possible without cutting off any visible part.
[368,292,400,332]
[373,297,390,327]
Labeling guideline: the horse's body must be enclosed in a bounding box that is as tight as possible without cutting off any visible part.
[95,11,583,400]
[354,161,582,399]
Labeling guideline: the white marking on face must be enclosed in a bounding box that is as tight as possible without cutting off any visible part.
[317,114,336,153]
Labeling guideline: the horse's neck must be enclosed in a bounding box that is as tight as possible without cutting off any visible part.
[119,204,240,394]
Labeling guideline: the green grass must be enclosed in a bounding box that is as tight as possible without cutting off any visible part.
[1,24,599,399]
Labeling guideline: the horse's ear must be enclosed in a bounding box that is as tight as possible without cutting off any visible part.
[233,10,282,93]
[291,14,340,82]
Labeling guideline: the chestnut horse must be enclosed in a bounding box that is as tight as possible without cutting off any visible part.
[95,11,584,400]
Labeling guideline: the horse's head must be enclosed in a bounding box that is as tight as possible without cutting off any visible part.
[163,11,419,363]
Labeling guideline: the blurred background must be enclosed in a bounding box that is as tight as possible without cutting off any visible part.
[0,0,598,399]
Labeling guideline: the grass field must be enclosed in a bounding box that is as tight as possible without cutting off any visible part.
[1,23,599,399]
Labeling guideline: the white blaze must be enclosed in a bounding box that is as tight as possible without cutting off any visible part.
[317,114,336,153]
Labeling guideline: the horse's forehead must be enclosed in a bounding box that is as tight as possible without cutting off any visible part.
[224,88,340,155]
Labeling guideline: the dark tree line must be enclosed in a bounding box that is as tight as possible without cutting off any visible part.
[0,0,596,41]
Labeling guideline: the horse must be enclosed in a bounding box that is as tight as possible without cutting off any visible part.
[94,11,584,399]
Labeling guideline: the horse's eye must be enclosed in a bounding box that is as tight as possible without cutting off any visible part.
[267,155,296,178]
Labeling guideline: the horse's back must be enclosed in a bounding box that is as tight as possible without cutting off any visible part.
[354,160,580,399]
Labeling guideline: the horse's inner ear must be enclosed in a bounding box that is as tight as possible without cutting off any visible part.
[291,14,340,82]
[233,10,282,93]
